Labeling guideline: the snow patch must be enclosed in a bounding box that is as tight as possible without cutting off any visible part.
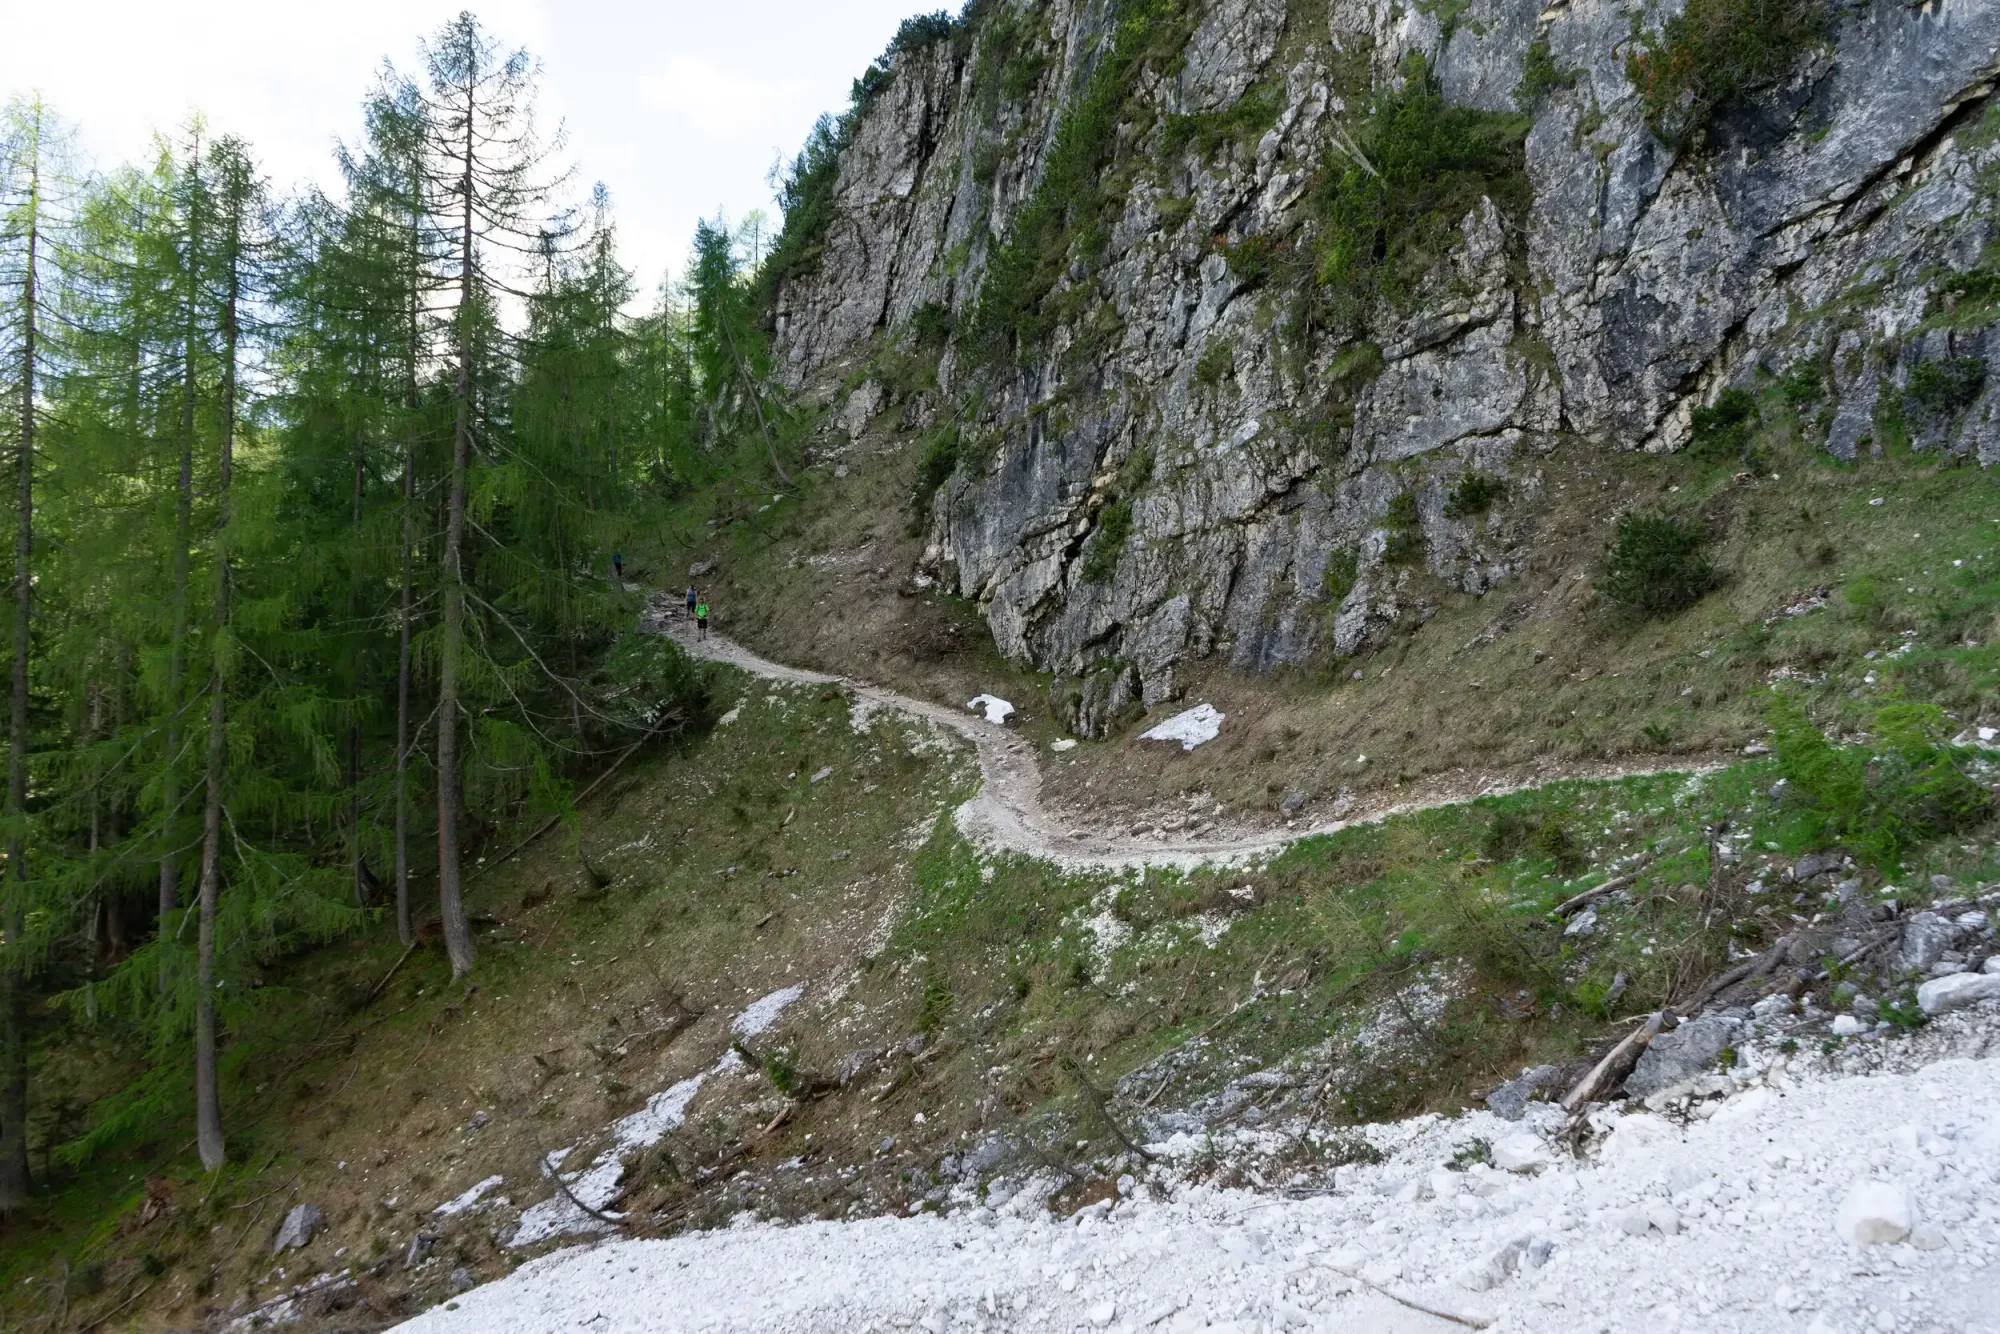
[1140,704,1224,751]
[966,694,1015,725]
[733,984,805,1039]
[433,1175,504,1218]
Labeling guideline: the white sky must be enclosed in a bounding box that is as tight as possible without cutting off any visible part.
[1,1,938,299]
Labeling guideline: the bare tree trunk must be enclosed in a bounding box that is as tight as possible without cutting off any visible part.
[161,132,202,994]
[0,112,44,1213]
[434,91,478,981]
[394,159,420,948]
[193,161,243,1171]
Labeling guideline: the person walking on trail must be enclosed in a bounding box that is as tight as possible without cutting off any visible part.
[685,585,697,618]
[694,597,710,642]
[612,552,624,585]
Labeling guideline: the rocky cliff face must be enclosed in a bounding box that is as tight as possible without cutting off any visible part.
[772,0,2000,733]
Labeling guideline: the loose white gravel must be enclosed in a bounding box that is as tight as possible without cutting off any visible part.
[403,1021,2000,1333]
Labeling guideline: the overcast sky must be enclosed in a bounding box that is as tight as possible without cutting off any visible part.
[2,1,936,299]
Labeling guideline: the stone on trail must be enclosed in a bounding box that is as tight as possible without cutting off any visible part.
[1916,971,2000,1014]
[1087,1300,1117,1327]
[1832,1014,1867,1036]
[1835,1179,1912,1246]
[1139,704,1225,751]
[1985,956,2000,975]
[966,694,1016,725]
[273,1202,324,1254]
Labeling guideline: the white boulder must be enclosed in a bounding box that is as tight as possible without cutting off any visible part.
[1915,971,2000,1015]
[1835,1180,1912,1246]
[1492,1133,1554,1174]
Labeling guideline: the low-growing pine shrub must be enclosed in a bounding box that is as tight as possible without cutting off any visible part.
[1598,511,1717,618]
[1906,356,1986,415]
[1444,470,1506,519]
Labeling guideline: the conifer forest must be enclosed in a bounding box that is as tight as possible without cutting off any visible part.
[0,13,761,1202]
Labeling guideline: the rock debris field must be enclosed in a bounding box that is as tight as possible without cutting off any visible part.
[401,1009,2000,1334]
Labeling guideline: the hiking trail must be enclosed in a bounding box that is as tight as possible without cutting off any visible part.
[650,603,1728,871]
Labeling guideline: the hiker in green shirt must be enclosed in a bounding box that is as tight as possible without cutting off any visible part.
[694,598,709,642]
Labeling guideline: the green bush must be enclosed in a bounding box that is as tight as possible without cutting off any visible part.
[1626,0,1834,146]
[1482,810,1584,874]
[1194,340,1236,388]
[1907,356,1986,415]
[1323,548,1360,602]
[1688,386,1760,463]
[891,11,959,54]
[1161,83,1283,162]
[1515,36,1577,109]
[1769,693,1992,871]
[1308,55,1531,325]
[1079,496,1134,584]
[1444,470,1506,519]
[1382,492,1425,565]
[911,425,962,512]
[1598,511,1717,618]
[1780,363,1824,409]
[1077,446,1153,584]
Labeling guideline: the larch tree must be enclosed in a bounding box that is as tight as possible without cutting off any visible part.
[414,12,573,979]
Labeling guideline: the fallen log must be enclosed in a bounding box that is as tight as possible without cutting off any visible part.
[1551,854,1656,918]
[1562,1010,1673,1114]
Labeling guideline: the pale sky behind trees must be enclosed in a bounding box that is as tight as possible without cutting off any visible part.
[1,0,932,294]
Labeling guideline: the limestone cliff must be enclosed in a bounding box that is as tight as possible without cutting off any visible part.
[770,0,2000,733]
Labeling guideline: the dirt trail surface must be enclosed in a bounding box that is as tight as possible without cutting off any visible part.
[401,1013,2000,1334]
[653,607,1725,871]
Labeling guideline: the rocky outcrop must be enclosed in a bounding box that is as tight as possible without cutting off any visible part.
[773,0,2000,731]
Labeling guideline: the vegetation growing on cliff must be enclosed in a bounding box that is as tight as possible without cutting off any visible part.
[1626,0,1835,146]
[972,0,1194,355]
[1305,55,1531,331]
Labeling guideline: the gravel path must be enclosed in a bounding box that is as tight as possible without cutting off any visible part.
[401,1017,2000,1333]
[654,612,1724,872]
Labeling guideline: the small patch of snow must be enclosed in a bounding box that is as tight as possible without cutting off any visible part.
[733,985,805,1038]
[966,695,1015,725]
[1140,704,1224,751]
[433,1175,504,1218]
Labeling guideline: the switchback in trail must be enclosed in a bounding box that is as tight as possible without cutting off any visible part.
[648,601,1728,872]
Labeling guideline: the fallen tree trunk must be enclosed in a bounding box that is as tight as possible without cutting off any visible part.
[1550,854,1656,918]
[1562,1010,1673,1114]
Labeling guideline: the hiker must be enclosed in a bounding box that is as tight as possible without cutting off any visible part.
[612,552,624,584]
[685,585,697,618]
[694,596,710,642]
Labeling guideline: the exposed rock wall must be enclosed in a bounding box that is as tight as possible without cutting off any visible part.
[772,0,2000,730]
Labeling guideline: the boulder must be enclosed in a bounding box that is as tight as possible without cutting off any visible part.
[1623,1015,1743,1100]
[1916,971,2000,1015]
[1835,1180,1912,1246]
[1485,1065,1558,1121]
[273,1202,324,1254]
[1901,912,1962,971]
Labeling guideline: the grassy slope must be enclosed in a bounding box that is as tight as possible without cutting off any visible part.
[8,641,1993,1327]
